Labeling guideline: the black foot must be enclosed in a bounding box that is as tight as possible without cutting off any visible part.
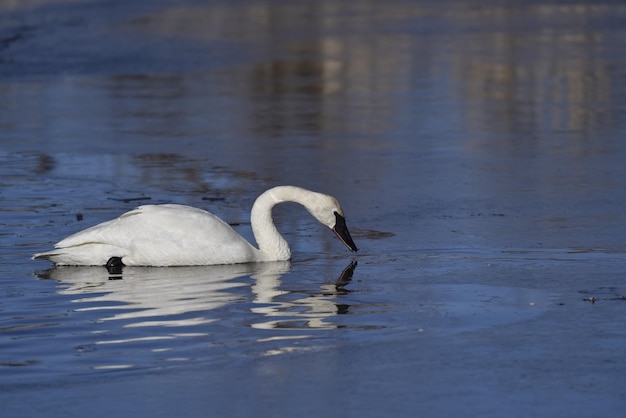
[106,257,125,275]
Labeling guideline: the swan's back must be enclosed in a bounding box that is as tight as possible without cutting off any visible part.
[36,204,261,266]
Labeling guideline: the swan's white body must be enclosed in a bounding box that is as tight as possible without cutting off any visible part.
[33,186,357,266]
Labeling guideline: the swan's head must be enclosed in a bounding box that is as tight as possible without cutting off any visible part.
[305,193,359,252]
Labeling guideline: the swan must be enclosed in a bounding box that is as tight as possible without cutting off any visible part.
[32,185,358,267]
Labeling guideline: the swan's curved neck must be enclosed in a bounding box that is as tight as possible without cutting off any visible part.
[250,186,310,261]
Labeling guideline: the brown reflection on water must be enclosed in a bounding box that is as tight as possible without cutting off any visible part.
[5,0,623,161]
[0,0,72,12]
[125,1,412,139]
[125,1,626,148]
[448,3,625,146]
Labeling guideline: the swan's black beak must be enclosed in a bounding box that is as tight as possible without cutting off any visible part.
[332,212,358,252]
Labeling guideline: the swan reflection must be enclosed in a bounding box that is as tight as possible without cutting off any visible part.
[37,260,358,342]
[251,260,356,330]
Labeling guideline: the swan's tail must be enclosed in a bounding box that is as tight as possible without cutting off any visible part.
[32,244,124,266]
[32,251,55,261]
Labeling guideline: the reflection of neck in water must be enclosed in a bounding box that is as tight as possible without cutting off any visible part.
[250,260,357,330]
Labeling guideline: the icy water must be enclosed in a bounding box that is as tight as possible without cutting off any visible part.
[2,0,626,416]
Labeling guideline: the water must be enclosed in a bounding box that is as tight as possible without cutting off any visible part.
[2,0,626,416]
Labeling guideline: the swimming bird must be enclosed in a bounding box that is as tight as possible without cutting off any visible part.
[32,185,358,267]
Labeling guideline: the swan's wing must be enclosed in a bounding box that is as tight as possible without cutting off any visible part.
[33,212,138,265]
[37,205,259,266]
[33,243,129,266]
[54,213,136,248]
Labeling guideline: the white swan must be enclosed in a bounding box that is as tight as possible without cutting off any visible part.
[33,185,358,266]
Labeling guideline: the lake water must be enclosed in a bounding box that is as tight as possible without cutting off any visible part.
[2,1,626,416]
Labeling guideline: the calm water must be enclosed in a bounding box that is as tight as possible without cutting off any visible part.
[2,0,626,416]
